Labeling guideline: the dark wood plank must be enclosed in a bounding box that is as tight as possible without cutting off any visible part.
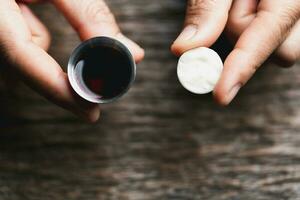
[0,1,300,199]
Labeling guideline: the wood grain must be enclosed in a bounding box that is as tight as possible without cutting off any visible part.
[0,0,300,199]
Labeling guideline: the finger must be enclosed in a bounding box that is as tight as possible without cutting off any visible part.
[171,0,233,56]
[226,0,257,42]
[51,0,144,63]
[214,1,300,105]
[226,0,300,68]
[0,1,100,122]
[274,20,300,67]
[16,43,100,122]
[18,3,51,50]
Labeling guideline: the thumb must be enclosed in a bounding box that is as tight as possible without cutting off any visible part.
[171,0,232,56]
[52,0,144,63]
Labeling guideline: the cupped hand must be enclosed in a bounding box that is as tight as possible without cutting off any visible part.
[1,0,144,122]
[172,0,300,105]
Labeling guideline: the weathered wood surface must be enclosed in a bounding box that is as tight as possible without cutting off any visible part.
[1,1,300,199]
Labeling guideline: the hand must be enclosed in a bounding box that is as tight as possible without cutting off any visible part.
[0,0,144,122]
[172,0,300,105]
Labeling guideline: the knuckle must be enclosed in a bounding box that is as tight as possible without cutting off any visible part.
[258,9,297,42]
[84,0,115,25]
[268,6,300,38]
[188,0,218,11]
[278,10,299,34]
[282,3,300,22]
[45,30,51,45]
[227,16,238,28]
[226,15,243,38]
[33,32,51,50]
[42,27,51,46]
[34,25,51,49]
[186,0,218,23]
[227,11,244,29]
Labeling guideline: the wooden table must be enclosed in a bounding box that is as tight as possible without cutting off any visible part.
[1,1,300,199]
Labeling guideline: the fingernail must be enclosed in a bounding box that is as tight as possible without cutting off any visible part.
[175,25,198,42]
[226,84,241,105]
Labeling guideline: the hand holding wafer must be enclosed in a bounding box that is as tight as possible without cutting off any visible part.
[172,0,300,105]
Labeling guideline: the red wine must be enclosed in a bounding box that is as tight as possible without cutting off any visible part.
[78,46,132,99]
[68,37,136,103]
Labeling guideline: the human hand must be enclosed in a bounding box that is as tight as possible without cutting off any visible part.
[0,0,144,122]
[171,0,300,105]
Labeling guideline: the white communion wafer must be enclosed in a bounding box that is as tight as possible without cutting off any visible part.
[177,47,224,94]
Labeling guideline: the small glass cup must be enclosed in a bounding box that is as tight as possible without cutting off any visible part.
[68,37,136,104]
